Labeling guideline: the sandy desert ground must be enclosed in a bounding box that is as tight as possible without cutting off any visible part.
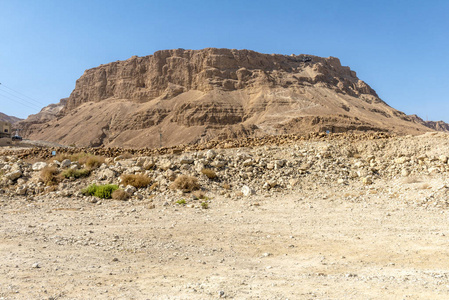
[2,177,449,299]
[2,133,449,299]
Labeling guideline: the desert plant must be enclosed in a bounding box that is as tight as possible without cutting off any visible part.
[51,153,105,170]
[201,168,217,179]
[40,166,60,186]
[82,184,119,199]
[176,199,186,205]
[149,182,159,191]
[170,175,200,192]
[61,168,90,179]
[222,183,231,190]
[201,202,209,209]
[111,189,130,201]
[192,190,207,200]
[121,174,152,188]
[83,155,105,170]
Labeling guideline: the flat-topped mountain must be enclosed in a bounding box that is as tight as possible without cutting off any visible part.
[20,48,435,147]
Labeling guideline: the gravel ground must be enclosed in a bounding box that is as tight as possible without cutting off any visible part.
[2,174,449,299]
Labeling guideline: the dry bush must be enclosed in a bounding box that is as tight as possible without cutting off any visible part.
[61,168,90,179]
[222,183,231,190]
[149,182,159,191]
[112,189,130,201]
[121,174,152,188]
[82,156,105,170]
[171,175,200,192]
[40,166,60,186]
[201,168,217,179]
[192,190,206,199]
[51,153,70,163]
[50,153,105,170]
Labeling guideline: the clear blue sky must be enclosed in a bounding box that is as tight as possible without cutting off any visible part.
[1,0,448,121]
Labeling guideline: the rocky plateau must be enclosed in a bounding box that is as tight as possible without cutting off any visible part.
[17,48,440,148]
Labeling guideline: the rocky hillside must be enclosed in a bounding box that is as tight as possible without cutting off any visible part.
[20,48,434,147]
[0,112,22,124]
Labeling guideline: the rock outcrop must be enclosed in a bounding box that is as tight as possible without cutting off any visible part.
[20,48,434,147]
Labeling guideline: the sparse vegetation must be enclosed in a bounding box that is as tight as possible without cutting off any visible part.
[61,168,90,179]
[222,183,231,190]
[201,202,209,209]
[121,174,152,188]
[201,168,217,179]
[40,166,60,186]
[192,190,207,200]
[111,189,130,200]
[82,184,119,199]
[176,199,186,205]
[83,155,105,170]
[149,182,159,191]
[171,175,200,192]
[51,153,105,170]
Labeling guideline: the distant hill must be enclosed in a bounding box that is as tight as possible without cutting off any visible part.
[407,114,449,132]
[0,112,22,124]
[17,48,443,147]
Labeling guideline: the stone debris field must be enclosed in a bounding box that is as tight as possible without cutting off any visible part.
[2,132,449,299]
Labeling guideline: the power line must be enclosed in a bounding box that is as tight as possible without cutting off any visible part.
[0,86,44,110]
[0,91,42,111]
[0,83,46,106]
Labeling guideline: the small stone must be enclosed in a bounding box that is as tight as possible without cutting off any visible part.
[180,156,194,164]
[32,263,40,268]
[32,162,48,171]
[61,159,71,168]
[241,185,254,197]
[124,185,137,195]
[362,176,373,185]
[206,150,217,160]
[5,170,22,181]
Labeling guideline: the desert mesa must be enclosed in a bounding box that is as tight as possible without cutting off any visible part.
[17,48,445,148]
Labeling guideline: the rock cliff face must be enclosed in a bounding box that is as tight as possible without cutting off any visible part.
[22,48,433,147]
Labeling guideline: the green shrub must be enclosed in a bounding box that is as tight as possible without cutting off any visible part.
[201,202,209,209]
[82,184,119,199]
[176,199,186,205]
[61,168,90,179]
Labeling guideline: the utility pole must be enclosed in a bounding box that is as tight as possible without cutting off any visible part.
[159,127,162,148]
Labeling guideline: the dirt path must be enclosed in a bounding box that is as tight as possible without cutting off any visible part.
[1,176,449,299]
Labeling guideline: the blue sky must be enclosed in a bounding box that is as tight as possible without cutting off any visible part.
[0,0,448,121]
